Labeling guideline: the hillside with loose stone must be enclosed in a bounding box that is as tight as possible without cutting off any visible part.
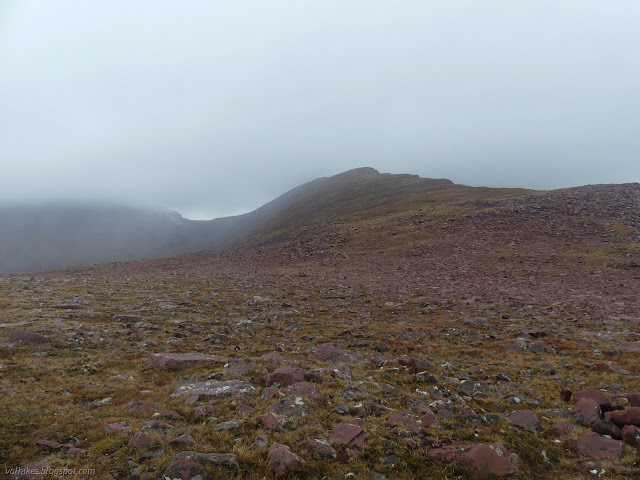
[1,181,639,479]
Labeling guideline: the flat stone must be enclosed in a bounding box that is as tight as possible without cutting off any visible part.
[505,410,540,431]
[8,331,50,345]
[574,390,613,411]
[429,443,516,477]
[287,382,317,396]
[213,419,243,431]
[576,432,626,459]
[265,366,304,387]
[313,344,356,363]
[169,435,195,446]
[170,451,239,469]
[171,380,255,398]
[126,401,161,411]
[36,440,62,450]
[162,456,204,480]
[328,423,369,447]
[142,420,174,431]
[128,431,156,449]
[104,421,130,433]
[270,397,308,418]
[147,352,227,369]
[547,421,579,437]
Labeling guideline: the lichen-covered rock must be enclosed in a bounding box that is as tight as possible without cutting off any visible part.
[170,379,255,398]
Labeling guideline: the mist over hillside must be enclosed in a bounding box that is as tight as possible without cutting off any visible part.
[0,168,531,274]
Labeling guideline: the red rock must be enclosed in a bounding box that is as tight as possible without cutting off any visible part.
[306,438,337,458]
[505,410,540,431]
[235,404,254,413]
[126,401,161,411]
[388,413,421,433]
[313,344,355,363]
[162,457,204,480]
[65,447,85,456]
[591,419,622,439]
[213,419,243,431]
[8,331,50,345]
[576,432,626,459]
[169,435,195,446]
[574,391,613,411]
[36,440,62,450]
[328,423,369,447]
[257,412,286,430]
[128,431,155,448]
[104,421,130,433]
[420,412,439,427]
[397,355,418,373]
[429,443,516,477]
[287,381,316,396]
[609,407,640,426]
[265,367,304,387]
[560,389,573,402]
[461,443,517,477]
[168,451,239,469]
[574,398,601,427]
[261,386,282,399]
[627,393,640,407]
[267,443,306,476]
[546,421,579,437]
[146,352,227,369]
[155,409,183,420]
[142,420,174,431]
[621,425,640,449]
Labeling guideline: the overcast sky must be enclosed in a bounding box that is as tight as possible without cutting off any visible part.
[1,1,639,219]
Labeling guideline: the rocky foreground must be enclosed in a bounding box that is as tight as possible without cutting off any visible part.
[1,183,639,479]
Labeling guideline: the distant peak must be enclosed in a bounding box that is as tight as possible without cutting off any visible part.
[332,167,380,178]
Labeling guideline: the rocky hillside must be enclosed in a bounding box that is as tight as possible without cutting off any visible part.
[0,168,532,274]
[1,181,639,479]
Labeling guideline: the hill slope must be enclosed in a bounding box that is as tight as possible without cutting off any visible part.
[0,181,638,479]
[0,168,532,273]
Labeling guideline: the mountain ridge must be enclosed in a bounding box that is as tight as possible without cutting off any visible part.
[0,166,559,273]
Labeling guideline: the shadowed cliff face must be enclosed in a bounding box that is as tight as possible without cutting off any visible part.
[1,167,533,274]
